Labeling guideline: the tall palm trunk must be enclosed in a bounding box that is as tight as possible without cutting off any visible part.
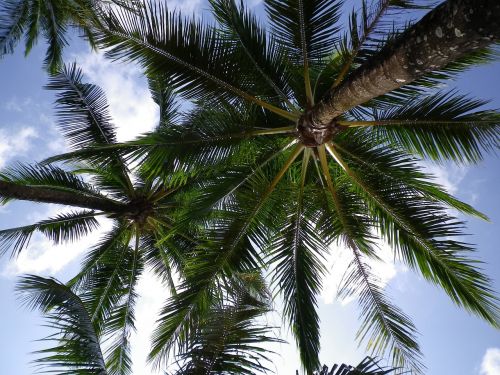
[0,180,125,212]
[306,0,500,133]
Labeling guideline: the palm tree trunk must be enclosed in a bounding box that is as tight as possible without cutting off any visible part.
[308,0,500,129]
[0,180,126,212]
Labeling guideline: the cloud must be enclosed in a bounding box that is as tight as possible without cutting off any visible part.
[130,271,168,374]
[0,127,38,168]
[321,238,400,305]
[3,97,34,113]
[71,52,158,142]
[480,348,500,375]
[166,0,202,13]
[2,205,112,277]
[422,162,467,195]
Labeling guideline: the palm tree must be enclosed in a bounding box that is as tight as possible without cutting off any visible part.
[0,63,199,374]
[66,0,499,372]
[0,0,134,73]
[16,272,280,375]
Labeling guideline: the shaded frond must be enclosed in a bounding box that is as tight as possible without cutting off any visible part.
[0,210,99,257]
[16,275,107,374]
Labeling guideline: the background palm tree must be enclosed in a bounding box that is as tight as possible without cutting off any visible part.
[16,272,280,375]
[0,0,135,73]
[61,0,500,372]
[0,63,200,374]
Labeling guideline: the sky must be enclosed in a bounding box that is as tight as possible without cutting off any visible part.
[0,1,499,374]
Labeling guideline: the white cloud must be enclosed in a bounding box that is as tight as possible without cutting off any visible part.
[321,238,400,305]
[421,162,467,195]
[71,52,158,142]
[166,0,202,13]
[480,348,500,375]
[3,97,33,113]
[2,205,112,276]
[0,127,38,168]
[130,271,168,374]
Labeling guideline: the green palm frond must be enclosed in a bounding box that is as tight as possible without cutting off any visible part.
[339,248,423,373]
[40,0,68,73]
[268,159,328,372]
[0,162,108,206]
[104,233,143,375]
[0,210,99,257]
[46,63,117,149]
[0,0,29,56]
[16,275,107,374]
[97,0,294,120]
[210,0,296,109]
[312,356,400,374]
[356,91,500,163]
[330,136,489,220]
[264,0,343,63]
[148,75,181,127]
[167,272,281,375]
[335,151,500,326]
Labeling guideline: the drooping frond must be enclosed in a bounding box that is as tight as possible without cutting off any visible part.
[0,210,99,257]
[16,275,107,374]
[167,278,280,375]
[0,0,29,57]
[339,247,423,373]
[40,0,68,73]
[104,233,143,375]
[148,75,181,127]
[46,63,117,149]
[330,135,489,220]
[268,152,328,372]
[328,144,500,327]
[313,356,399,375]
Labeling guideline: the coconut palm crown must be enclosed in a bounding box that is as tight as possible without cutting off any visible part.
[0,0,135,73]
[53,0,500,373]
[0,63,204,375]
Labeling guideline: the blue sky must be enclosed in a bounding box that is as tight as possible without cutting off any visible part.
[0,1,499,374]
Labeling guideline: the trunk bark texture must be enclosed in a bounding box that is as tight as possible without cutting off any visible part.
[0,180,126,212]
[308,0,500,130]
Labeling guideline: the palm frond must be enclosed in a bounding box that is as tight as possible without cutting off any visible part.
[148,75,181,127]
[331,147,500,327]
[313,356,400,374]
[104,234,143,375]
[210,0,295,109]
[0,0,29,57]
[268,154,328,372]
[16,275,107,374]
[46,63,117,149]
[364,91,500,163]
[40,0,68,73]
[0,210,99,257]
[339,247,423,373]
[97,0,294,119]
[264,0,343,63]
[167,281,280,375]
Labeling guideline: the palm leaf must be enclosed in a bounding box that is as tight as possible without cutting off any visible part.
[339,247,423,373]
[361,91,500,163]
[16,275,107,374]
[0,0,29,56]
[0,209,99,257]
